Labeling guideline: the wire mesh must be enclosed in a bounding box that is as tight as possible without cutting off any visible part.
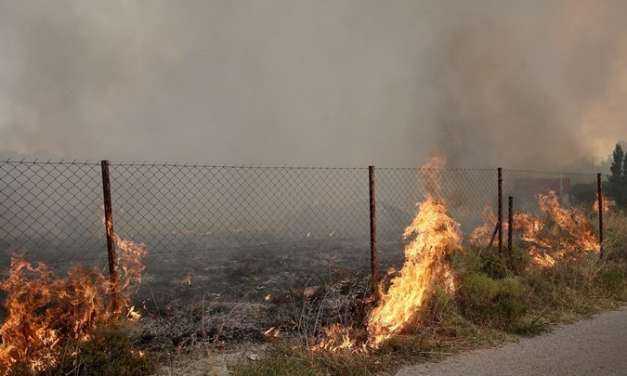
[0,161,106,269]
[106,163,370,305]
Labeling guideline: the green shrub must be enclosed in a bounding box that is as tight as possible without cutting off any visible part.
[455,246,528,279]
[597,267,625,298]
[458,273,527,329]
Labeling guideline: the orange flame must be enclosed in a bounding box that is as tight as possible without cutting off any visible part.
[314,157,462,350]
[537,192,599,253]
[0,235,147,374]
[311,324,362,352]
[469,191,600,267]
[593,198,615,214]
[366,195,462,347]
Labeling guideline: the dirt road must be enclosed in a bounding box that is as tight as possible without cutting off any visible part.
[397,307,627,376]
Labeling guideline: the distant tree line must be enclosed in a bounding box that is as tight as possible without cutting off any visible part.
[608,143,627,209]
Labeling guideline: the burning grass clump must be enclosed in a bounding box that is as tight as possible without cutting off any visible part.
[0,235,148,375]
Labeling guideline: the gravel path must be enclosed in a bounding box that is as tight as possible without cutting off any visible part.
[397,307,627,376]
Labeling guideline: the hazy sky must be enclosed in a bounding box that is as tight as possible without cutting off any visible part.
[0,0,625,169]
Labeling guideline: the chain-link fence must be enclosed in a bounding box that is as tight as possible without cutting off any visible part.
[0,161,106,268]
[0,160,607,316]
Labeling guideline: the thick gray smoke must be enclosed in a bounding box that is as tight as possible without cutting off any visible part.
[0,0,625,169]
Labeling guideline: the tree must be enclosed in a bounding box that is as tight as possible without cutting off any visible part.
[609,143,625,208]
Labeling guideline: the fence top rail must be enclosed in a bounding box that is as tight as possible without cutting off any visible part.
[0,159,610,176]
[0,159,100,166]
[0,159,367,170]
[0,160,499,172]
[503,168,607,177]
[376,166,497,172]
[108,161,368,170]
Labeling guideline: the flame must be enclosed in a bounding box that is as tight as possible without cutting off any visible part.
[469,191,600,267]
[537,192,599,253]
[468,206,501,247]
[312,324,361,352]
[0,235,147,374]
[593,198,615,214]
[366,195,462,347]
[314,157,462,350]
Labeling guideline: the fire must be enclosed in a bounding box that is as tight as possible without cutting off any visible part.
[312,324,361,352]
[593,198,615,214]
[468,206,500,247]
[0,234,147,374]
[537,192,599,253]
[314,168,601,351]
[314,156,462,350]
[469,191,600,267]
[366,195,462,347]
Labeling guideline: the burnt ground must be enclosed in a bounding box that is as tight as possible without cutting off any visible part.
[133,238,404,351]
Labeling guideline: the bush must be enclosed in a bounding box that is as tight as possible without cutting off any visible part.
[458,273,527,329]
[597,267,625,298]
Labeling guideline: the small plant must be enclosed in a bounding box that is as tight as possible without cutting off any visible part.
[597,267,625,298]
[458,273,527,330]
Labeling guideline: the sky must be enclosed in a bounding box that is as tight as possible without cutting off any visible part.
[0,0,625,169]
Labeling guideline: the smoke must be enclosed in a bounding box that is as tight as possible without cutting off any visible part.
[433,1,627,169]
[0,0,625,169]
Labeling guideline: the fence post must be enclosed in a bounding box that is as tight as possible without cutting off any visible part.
[369,166,379,294]
[498,167,503,253]
[597,173,604,259]
[101,160,118,311]
[508,196,513,254]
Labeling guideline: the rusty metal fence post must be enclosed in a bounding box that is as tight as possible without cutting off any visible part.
[508,196,513,254]
[597,173,604,259]
[498,167,503,253]
[369,166,379,293]
[101,160,118,310]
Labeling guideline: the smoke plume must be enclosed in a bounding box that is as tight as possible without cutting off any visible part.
[0,0,625,169]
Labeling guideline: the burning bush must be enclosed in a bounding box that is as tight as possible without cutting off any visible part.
[0,234,147,375]
[470,191,600,268]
